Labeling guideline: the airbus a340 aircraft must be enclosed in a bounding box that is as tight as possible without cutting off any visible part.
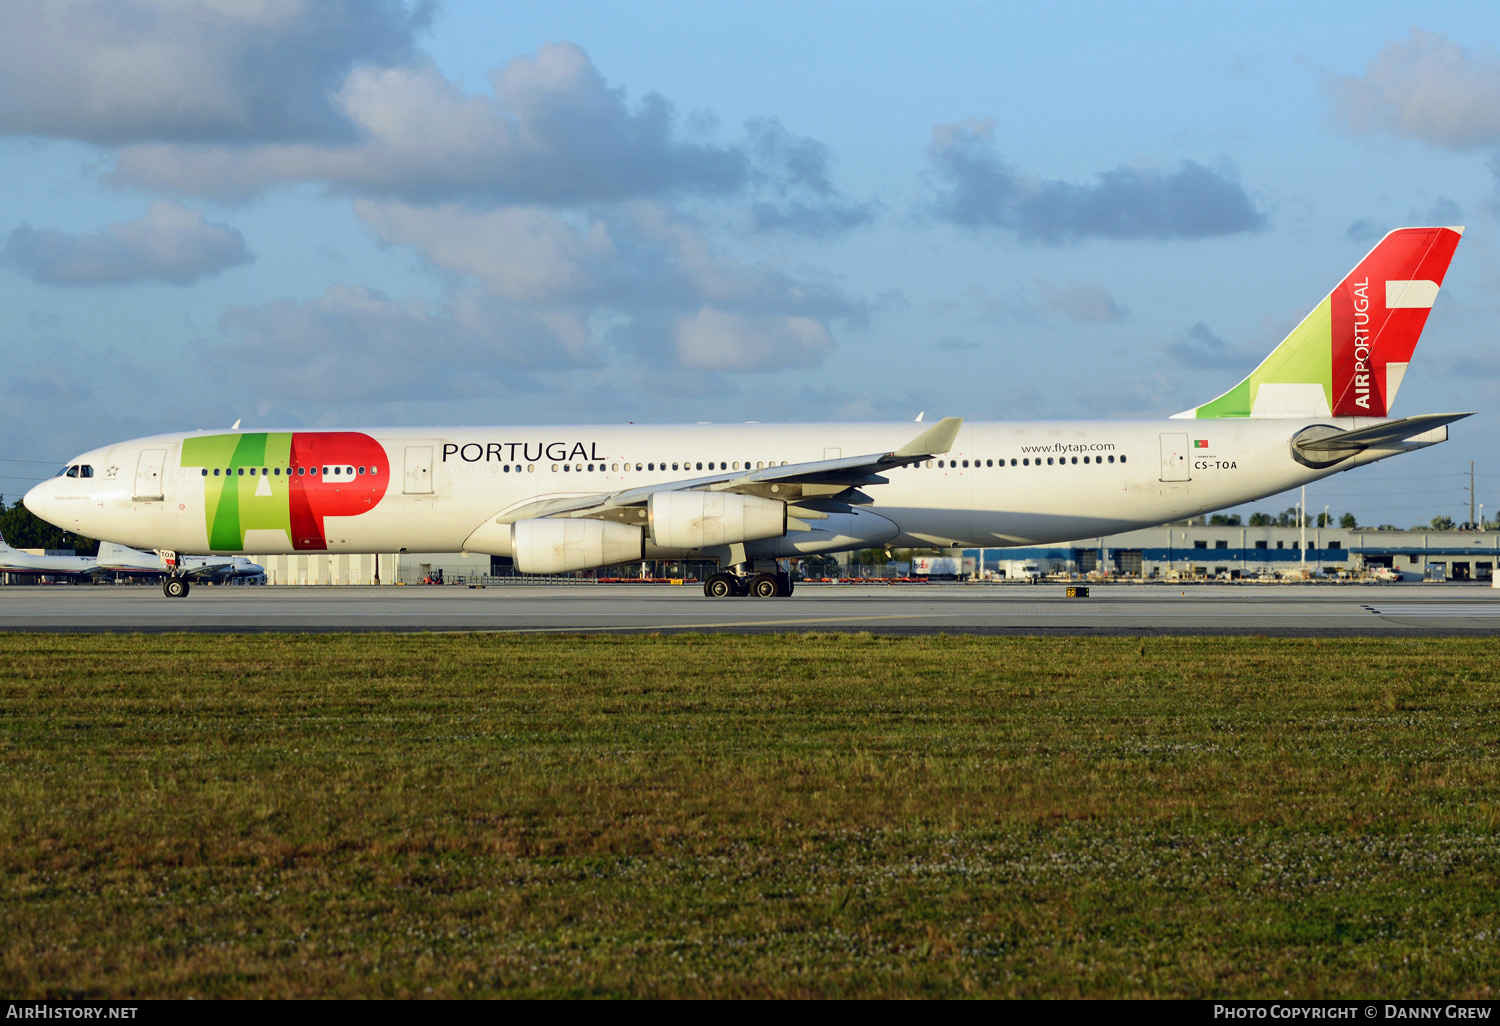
[24,227,1468,599]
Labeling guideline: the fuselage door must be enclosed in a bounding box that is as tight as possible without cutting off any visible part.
[403,445,434,495]
[1159,433,1191,482]
[133,448,167,501]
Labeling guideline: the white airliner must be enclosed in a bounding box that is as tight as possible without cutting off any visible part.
[24,227,1468,599]
[0,532,101,577]
[96,542,264,587]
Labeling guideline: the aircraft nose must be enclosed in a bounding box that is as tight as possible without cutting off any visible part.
[22,481,49,521]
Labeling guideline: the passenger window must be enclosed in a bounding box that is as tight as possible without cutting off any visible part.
[1120,455,1127,463]
[1071,457,1077,464]
[213,469,220,476]
[201,469,208,476]
[1022,459,1029,466]
[238,468,245,476]
[358,466,365,475]
[1108,455,1115,463]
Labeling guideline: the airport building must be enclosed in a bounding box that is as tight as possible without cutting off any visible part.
[963,524,1500,582]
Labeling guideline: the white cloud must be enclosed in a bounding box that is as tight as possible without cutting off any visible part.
[211,284,595,402]
[925,119,1266,242]
[1035,280,1128,323]
[353,199,859,372]
[110,43,748,203]
[354,200,616,303]
[1332,29,1500,149]
[2,201,252,285]
[0,0,429,144]
[673,309,832,372]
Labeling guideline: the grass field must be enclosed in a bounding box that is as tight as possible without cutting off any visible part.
[2,633,1499,998]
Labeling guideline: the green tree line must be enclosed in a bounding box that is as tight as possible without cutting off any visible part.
[0,497,99,555]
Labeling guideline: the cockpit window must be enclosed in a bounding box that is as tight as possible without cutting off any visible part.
[78,465,93,478]
[57,464,94,479]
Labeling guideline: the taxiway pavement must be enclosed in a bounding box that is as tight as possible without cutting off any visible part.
[2,581,1499,634]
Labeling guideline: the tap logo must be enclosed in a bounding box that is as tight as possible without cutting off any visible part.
[181,432,389,551]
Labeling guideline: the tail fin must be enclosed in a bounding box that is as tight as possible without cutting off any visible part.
[1175,226,1464,419]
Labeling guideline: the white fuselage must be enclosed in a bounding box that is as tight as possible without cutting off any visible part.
[23,418,1429,560]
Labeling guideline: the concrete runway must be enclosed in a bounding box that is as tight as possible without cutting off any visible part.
[3,581,1500,634]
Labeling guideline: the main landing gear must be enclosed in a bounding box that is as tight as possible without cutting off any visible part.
[703,562,794,598]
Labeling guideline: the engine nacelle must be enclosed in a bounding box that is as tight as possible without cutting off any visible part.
[511,518,644,574]
[648,491,786,549]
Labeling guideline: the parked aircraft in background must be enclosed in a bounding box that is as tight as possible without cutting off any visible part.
[96,542,263,591]
[0,532,99,578]
[24,227,1469,599]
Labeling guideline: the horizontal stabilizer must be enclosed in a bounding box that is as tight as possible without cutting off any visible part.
[1294,413,1472,452]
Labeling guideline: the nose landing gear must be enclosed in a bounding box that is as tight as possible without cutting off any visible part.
[155,550,190,598]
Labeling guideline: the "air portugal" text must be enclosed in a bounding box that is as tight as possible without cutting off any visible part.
[1353,277,1372,410]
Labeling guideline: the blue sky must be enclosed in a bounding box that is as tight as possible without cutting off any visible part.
[4,1,1500,528]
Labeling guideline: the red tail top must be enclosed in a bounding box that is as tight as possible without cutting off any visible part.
[1330,227,1461,417]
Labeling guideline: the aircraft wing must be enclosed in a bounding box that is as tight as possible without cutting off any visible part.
[492,417,963,525]
[179,563,230,582]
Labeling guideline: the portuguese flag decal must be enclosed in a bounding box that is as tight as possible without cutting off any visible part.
[1194,439,1209,448]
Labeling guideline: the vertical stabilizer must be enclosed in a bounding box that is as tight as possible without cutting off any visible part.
[1175,226,1463,419]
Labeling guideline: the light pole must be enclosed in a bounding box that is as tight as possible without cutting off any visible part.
[1480,503,1486,532]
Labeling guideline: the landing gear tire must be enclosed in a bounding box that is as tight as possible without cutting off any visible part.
[750,573,780,598]
[704,572,737,598]
[163,577,189,598]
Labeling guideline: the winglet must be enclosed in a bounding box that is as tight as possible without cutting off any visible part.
[895,416,962,457]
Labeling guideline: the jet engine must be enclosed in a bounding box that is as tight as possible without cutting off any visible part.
[647,491,786,549]
[511,518,644,574]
